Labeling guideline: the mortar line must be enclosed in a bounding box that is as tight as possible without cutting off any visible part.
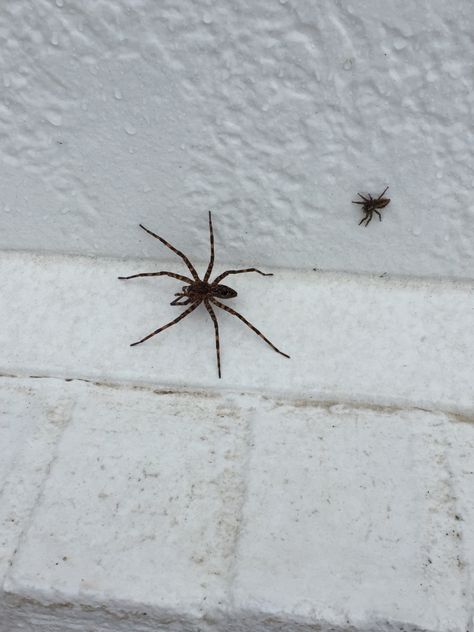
[0,370,472,424]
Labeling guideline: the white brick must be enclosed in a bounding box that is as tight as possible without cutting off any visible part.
[1,378,473,631]
[233,402,473,630]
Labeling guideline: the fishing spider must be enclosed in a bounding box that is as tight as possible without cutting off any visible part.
[118,212,290,378]
[352,186,390,226]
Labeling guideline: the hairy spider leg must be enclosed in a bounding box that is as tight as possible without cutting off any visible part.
[130,301,200,347]
[203,211,215,283]
[377,186,389,199]
[375,210,382,221]
[170,293,193,306]
[204,300,221,378]
[210,298,290,359]
[139,224,200,282]
[212,268,273,285]
[118,271,193,283]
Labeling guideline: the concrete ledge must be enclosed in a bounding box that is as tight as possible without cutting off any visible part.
[1,376,473,631]
[1,251,473,414]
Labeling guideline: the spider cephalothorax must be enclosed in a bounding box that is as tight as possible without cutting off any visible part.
[352,186,390,226]
[118,212,289,378]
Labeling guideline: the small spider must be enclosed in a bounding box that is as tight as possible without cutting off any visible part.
[118,212,290,378]
[352,186,390,226]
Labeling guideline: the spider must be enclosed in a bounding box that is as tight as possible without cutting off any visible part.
[352,186,390,226]
[118,212,290,378]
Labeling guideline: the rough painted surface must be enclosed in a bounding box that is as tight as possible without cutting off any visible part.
[1,251,473,414]
[1,1,474,628]
[1,249,473,628]
[1,377,473,632]
[1,1,474,278]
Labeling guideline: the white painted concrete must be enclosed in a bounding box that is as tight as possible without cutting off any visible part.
[0,251,473,630]
[1,1,474,278]
[1,376,473,631]
[1,251,472,414]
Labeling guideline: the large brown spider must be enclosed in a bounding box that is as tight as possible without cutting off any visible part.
[352,186,390,226]
[118,212,290,378]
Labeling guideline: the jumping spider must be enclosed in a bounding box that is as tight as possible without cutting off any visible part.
[352,186,390,226]
[118,212,290,378]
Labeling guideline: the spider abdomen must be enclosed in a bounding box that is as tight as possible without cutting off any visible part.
[211,284,237,299]
[370,198,390,210]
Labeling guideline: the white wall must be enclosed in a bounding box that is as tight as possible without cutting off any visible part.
[2,4,474,630]
[1,0,473,278]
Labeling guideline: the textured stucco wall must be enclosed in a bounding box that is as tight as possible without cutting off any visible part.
[1,0,473,278]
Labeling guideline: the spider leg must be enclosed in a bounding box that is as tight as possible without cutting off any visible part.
[364,212,373,226]
[352,200,365,205]
[212,268,273,284]
[139,224,200,282]
[204,299,221,378]
[377,186,389,199]
[203,211,215,283]
[210,298,290,359]
[357,193,370,201]
[170,293,193,306]
[359,213,369,225]
[118,271,193,283]
[375,210,382,221]
[130,301,200,347]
